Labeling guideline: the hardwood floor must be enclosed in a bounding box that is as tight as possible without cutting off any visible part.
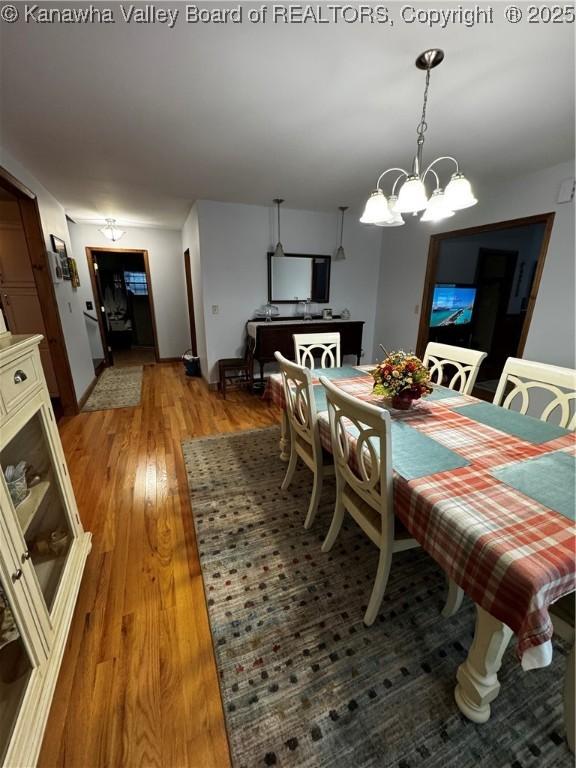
[38,364,280,768]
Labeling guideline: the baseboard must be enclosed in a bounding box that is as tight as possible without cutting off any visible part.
[158,356,181,363]
[77,371,101,409]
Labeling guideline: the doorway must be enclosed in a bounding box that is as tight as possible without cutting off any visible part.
[86,247,159,367]
[416,213,555,395]
[184,248,197,356]
[0,165,78,415]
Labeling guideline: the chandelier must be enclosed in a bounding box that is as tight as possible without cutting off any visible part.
[360,49,477,227]
[99,218,125,242]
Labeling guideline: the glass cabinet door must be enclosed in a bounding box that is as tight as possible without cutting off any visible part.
[1,402,74,615]
[0,580,34,764]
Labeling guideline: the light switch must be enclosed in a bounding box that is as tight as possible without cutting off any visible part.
[212,305,219,315]
[414,304,420,315]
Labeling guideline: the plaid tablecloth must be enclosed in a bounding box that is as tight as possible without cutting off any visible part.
[267,368,576,668]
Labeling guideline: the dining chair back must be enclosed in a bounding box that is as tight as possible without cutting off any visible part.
[423,342,487,395]
[294,332,341,369]
[275,352,332,528]
[319,376,418,626]
[493,357,576,430]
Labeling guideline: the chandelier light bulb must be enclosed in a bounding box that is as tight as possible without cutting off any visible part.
[420,189,455,222]
[394,176,429,213]
[360,190,393,224]
[99,218,125,242]
[375,196,405,227]
[444,172,478,210]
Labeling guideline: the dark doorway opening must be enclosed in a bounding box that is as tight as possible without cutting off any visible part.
[86,247,159,367]
[184,249,197,356]
[416,213,555,397]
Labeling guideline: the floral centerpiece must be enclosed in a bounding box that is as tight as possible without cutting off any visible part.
[371,349,432,410]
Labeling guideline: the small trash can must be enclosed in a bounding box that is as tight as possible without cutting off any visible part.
[182,349,201,377]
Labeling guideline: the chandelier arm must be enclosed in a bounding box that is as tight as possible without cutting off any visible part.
[391,173,408,196]
[423,156,460,184]
[376,167,409,191]
[423,168,440,191]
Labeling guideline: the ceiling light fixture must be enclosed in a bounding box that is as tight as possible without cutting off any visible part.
[334,206,348,261]
[360,49,477,228]
[273,199,285,258]
[99,218,125,242]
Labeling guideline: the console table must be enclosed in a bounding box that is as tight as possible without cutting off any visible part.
[247,318,364,381]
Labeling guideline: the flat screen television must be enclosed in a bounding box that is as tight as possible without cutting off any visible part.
[430,284,477,328]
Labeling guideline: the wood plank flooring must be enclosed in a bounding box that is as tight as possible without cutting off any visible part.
[38,364,280,768]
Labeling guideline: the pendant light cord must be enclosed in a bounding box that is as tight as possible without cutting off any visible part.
[339,209,344,247]
[277,200,281,242]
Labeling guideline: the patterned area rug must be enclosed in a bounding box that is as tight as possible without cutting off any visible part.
[182,427,571,768]
[81,365,143,412]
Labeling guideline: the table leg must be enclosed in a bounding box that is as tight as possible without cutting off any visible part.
[455,605,513,723]
[279,409,290,462]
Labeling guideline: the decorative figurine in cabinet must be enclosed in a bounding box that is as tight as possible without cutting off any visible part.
[0,332,91,767]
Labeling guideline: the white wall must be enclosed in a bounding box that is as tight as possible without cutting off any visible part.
[69,223,190,359]
[0,147,95,400]
[374,161,575,367]
[181,204,209,377]
[193,200,382,383]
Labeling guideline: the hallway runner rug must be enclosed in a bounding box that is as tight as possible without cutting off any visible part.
[81,365,143,411]
[181,426,571,768]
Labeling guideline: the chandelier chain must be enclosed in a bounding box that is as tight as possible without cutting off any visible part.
[416,67,431,142]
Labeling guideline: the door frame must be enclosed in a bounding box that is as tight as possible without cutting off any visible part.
[0,165,78,415]
[183,249,197,355]
[415,212,556,359]
[85,246,160,364]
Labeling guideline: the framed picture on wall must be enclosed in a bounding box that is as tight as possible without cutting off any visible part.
[68,257,80,289]
[50,235,71,280]
[47,250,63,283]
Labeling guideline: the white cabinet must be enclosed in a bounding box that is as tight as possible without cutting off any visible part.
[0,333,91,767]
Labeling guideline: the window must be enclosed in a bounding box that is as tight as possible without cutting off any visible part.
[123,271,148,296]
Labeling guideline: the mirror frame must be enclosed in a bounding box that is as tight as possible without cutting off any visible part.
[267,252,331,304]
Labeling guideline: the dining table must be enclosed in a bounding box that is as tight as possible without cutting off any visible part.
[265,364,576,724]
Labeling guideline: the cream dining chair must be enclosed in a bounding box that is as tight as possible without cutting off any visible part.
[423,342,487,395]
[319,375,419,626]
[493,357,576,429]
[293,332,341,369]
[275,352,333,529]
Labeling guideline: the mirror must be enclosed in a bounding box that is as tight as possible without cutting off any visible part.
[267,253,331,304]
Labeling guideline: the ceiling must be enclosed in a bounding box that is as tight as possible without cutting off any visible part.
[1,5,574,229]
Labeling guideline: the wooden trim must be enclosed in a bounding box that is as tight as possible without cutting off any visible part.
[158,356,181,363]
[415,212,556,359]
[0,165,79,416]
[515,213,555,358]
[183,248,198,355]
[85,247,160,364]
[77,372,100,410]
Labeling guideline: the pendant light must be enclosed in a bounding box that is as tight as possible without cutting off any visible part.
[334,206,348,261]
[99,218,125,242]
[360,49,477,227]
[273,198,285,258]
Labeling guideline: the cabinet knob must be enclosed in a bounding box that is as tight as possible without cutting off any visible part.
[22,551,31,562]
[12,568,23,582]
[13,369,28,384]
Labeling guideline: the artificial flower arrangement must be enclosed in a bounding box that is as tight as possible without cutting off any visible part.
[371,348,433,410]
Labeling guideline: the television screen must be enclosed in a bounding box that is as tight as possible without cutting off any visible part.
[430,285,477,328]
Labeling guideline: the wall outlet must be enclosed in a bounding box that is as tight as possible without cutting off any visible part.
[212,305,219,315]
